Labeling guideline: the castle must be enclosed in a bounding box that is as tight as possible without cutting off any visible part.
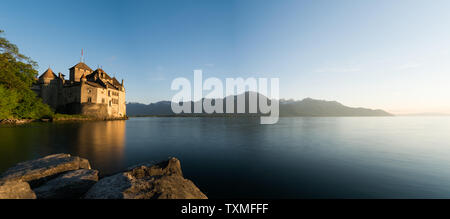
[32,62,126,118]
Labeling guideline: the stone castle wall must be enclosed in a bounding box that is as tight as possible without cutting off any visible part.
[36,63,126,118]
[56,102,109,118]
[80,103,109,118]
[45,83,126,118]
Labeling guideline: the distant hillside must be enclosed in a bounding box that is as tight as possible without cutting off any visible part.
[279,98,392,116]
[127,101,173,116]
[127,93,392,117]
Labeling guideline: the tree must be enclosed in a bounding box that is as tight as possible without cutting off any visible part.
[0,85,18,118]
[0,30,53,119]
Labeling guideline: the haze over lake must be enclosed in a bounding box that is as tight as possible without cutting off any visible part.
[2,117,450,198]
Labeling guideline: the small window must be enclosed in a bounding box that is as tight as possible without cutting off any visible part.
[87,89,91,94]
[108,91,111,96]
[87,97,92,103]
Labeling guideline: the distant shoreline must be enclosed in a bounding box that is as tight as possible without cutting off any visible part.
[10,114,450,126]
[129,114,395,118]
[0,116,128,126]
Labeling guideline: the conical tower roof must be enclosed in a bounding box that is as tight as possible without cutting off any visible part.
[39,68,56,79]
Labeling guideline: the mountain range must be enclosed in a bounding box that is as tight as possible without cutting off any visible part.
[127,92,392,117]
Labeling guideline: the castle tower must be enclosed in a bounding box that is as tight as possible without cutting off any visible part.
[69,62,93,82]
[39,68,56,84]
[37,68,59,109]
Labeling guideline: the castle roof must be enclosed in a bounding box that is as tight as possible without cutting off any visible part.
[69,62,92,71]
[105,81,120,90]
[112,77,121,86]
[87,68,117,83]
[39,68,57,79]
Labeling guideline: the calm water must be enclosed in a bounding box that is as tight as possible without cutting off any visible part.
[1,117,450,198]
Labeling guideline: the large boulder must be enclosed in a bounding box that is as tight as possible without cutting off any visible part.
[34,169,99,199]
[0,180,36,199]
[84,157,207,199]
[0,154,91,185]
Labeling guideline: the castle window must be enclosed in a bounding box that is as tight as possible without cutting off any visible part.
[87,89,91,94]
[108,91,111,96]
[87,97,92,103]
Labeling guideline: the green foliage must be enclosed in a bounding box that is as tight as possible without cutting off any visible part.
[0,85,18,119]
[13,88,53,119]
[0,30,54,119]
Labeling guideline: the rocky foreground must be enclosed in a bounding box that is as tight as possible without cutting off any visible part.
[0,154,207,199]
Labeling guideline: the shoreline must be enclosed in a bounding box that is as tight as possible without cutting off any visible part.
[129,114,395,118]
[0,116,128,126]
[1,114,403,126]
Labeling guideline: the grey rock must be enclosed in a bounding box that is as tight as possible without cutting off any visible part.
[34,169,99,199]
[0,180,36,199]
[0,119,33,125]
[0,154,91,184]
[84,157,207,199]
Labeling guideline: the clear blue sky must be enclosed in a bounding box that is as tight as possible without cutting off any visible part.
[2,0,450,114]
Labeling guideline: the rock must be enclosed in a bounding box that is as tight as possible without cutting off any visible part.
[0,154,206,199]
[0,180,36,199]
[0,153,91,185]
[84,157,207,199]
[34,169,99,199]
[0,119,33,125]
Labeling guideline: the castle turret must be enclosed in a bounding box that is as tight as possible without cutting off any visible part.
[38,68,56,84]
[37,67,58,109]
[69,62,92,82]
[58,72,65,84]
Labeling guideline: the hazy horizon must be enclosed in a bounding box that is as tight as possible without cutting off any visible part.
[2,0,450,115]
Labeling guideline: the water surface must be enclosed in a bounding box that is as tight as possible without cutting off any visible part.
[1,117,450,198]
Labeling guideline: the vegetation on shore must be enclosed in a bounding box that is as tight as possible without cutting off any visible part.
[0,30,53,120]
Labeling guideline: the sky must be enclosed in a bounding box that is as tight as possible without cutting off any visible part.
[1,0,450,114]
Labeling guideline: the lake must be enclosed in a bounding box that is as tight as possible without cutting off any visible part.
[1,117,450,198]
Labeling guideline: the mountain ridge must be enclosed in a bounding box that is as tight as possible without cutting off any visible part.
[127,93,393,117]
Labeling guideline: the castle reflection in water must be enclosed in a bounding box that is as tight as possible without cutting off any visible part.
[0,120,127,175]
[74,120,126,175]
